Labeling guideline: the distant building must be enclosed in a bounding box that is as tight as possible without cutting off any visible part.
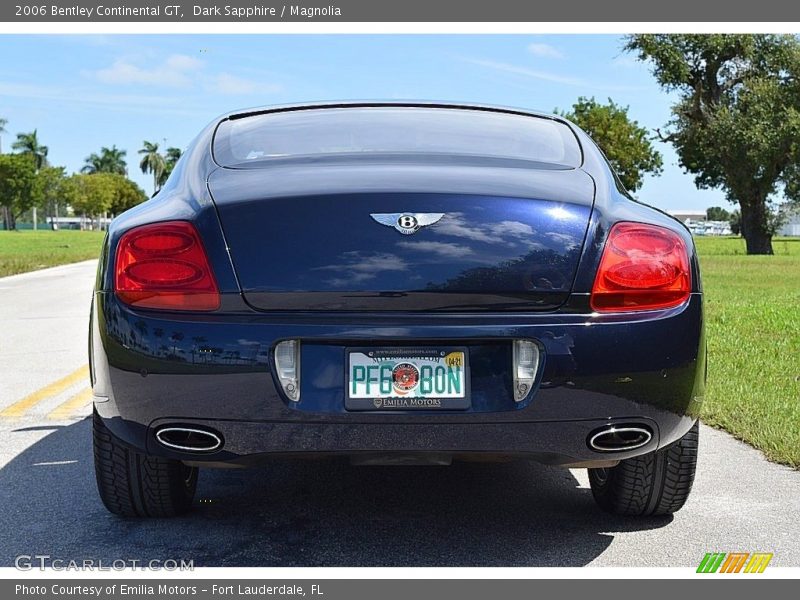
[667,210,732,236]
[685,219,732,236]
[668,210,707,224]
[777,207,800,237]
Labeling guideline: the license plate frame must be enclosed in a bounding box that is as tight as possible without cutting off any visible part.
[345,346,470,411]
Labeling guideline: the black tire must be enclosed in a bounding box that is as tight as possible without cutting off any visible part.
[93,409,198,517]
[589,421,699,516]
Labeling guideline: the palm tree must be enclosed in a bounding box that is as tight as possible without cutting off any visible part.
[0,118,8,229]
[190,335,207,363]
[7,131,46,229]
[12,130,48,170]
[0,118,7,154]
[82,145,127,175]
[138,141,165,195]
[157,147,182,187]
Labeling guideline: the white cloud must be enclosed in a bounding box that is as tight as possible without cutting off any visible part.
[205,72,283,96]
[611,54,640,69]
[91,54,204,88]
[527,43,565,60]
[396,241,474,258]
[0,80,204,117]
[316,251,409,288]
[464,57,649,93]
[488,221,534,238]
[465,58,586,87]
[88,55,282,97]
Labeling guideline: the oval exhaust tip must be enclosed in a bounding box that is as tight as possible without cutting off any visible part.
[588,426,652,453]
[155,427,222,453]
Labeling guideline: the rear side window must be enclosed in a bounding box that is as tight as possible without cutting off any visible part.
[213,106,581,168]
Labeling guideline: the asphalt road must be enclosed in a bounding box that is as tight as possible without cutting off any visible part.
[0,260,799,567]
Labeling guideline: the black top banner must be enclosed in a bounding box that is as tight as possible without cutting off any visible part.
[3,0,800,22]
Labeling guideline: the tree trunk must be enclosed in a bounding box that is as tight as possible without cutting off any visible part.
[739,198,773,255]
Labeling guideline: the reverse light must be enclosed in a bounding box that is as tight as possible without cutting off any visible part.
[114,221,220,311]
[590,222,691,313]
[275,340,301,401]
[513,340,540,402]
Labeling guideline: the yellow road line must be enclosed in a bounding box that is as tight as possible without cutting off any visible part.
[0,365,89,419]
[47,387,93,421]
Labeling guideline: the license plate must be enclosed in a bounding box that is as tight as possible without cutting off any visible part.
[346,347,469,410]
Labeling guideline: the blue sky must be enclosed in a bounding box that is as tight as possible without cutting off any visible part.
[0,34,727,212]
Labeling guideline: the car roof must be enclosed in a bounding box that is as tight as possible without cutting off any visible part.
[219,100,572,126]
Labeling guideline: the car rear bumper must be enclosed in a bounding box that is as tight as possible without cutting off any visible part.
[144,416,671,468]
[91,292,705,467]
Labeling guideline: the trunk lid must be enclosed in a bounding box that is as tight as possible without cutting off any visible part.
[208,161,594,312]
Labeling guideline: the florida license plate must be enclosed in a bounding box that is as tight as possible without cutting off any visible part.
[346,347,469,410]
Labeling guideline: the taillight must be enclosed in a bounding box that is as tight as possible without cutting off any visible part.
[114,221,220,311]
[590,222,691,312]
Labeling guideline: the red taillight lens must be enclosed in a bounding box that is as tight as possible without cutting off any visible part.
[114,221,220,311]
[590,222,691,312]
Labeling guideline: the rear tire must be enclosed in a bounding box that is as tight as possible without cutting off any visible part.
[93,409,198,517]
[589,421,698,516]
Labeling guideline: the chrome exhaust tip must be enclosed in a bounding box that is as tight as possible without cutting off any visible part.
[155,427,223,453]
[588,425,652,453]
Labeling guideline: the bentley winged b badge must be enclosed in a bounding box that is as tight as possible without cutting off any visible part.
[370,213,445,235]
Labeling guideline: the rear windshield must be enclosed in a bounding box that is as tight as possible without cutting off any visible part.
[213,106,581,168]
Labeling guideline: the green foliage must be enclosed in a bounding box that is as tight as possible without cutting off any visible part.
[158,147,182,188]
[1,125,148,227]
[11,129,49,170]
[62,173,115,218]
[625,34,800,254]
[728,209,741,235]
[82,145,127,175]
[0,153,38,230]
[107,173,148,215]
[559,97,663,192]
[139,140,166,195]
[32,166,68,225]
[61,172,147,219]
[706,206,731,221]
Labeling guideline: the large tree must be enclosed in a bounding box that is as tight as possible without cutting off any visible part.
[559,97,663,192]
[706,206,731,221]
[0,117,10,236]
[33,166,68,229]
[62,173,147,224]
[0,118,7,154]
[62,173,115,228]
[82,145,127,175]
[138,140,165,195]
[626,34,800,254]
[0,153,37,230]
[106,173,148,215]
[12,130,49,171]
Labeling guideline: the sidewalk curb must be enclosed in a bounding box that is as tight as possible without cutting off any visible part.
[0,260,99,283]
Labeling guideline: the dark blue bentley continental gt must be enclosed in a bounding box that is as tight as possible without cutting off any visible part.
[90,102,704,518]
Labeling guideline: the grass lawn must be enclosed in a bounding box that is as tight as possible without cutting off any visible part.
[695,236,800,468]
[0,229,105,278]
